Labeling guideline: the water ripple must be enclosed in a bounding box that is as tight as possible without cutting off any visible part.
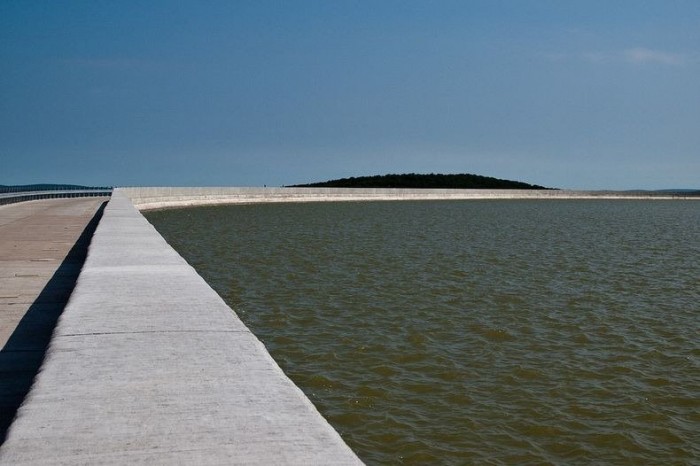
[148,200,700,464]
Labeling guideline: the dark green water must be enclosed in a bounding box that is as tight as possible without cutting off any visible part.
[146,200,699,465]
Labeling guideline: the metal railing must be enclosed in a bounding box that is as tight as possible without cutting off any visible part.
[0,186,113,206]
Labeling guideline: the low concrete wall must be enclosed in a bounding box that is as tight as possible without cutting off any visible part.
[120,187,696,210]
[0,191,362,465]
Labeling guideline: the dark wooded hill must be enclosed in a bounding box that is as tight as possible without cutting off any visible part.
[290,173,549,190]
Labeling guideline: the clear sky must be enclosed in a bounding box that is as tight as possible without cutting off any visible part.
[1,1,698,189]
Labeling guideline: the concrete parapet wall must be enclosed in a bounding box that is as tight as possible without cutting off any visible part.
[119,187,695,210]
[0,191,362,465]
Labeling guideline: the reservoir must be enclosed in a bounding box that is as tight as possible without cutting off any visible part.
[146,200,699,464]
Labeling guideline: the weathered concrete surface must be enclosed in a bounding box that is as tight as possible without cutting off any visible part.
[0,198,107,442]
[120,186,698,211]
[0,191,362,465]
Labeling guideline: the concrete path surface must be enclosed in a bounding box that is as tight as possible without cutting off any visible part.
[0,198,107,443]
[0,191,362,465]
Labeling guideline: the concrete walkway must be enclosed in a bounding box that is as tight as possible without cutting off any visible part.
[0,198,107,442]
[0,191,362,465]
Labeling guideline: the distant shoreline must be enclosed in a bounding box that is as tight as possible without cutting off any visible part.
[116,187,700,211]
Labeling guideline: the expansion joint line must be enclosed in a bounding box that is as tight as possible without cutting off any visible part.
[59,329,249,337]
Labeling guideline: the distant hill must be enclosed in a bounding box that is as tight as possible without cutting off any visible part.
[653,189,700,195]
[290,173,549,190]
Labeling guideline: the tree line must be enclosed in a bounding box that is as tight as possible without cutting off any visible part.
[290,173,549,190]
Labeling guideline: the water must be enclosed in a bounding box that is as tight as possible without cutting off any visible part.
[146,200,700,464]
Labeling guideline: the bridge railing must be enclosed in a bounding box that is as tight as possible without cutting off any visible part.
[0,187,113,206]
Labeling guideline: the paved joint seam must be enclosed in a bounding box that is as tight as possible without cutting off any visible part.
[0,349,43,353]
[58,329,251,337]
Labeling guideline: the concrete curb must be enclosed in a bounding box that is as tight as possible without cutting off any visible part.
[0,191,363,465]
[119,187,698,211]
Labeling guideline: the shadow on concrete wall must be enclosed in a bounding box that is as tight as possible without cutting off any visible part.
[0,202,106,445]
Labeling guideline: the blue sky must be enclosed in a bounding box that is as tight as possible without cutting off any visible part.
[1,1,698,189]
